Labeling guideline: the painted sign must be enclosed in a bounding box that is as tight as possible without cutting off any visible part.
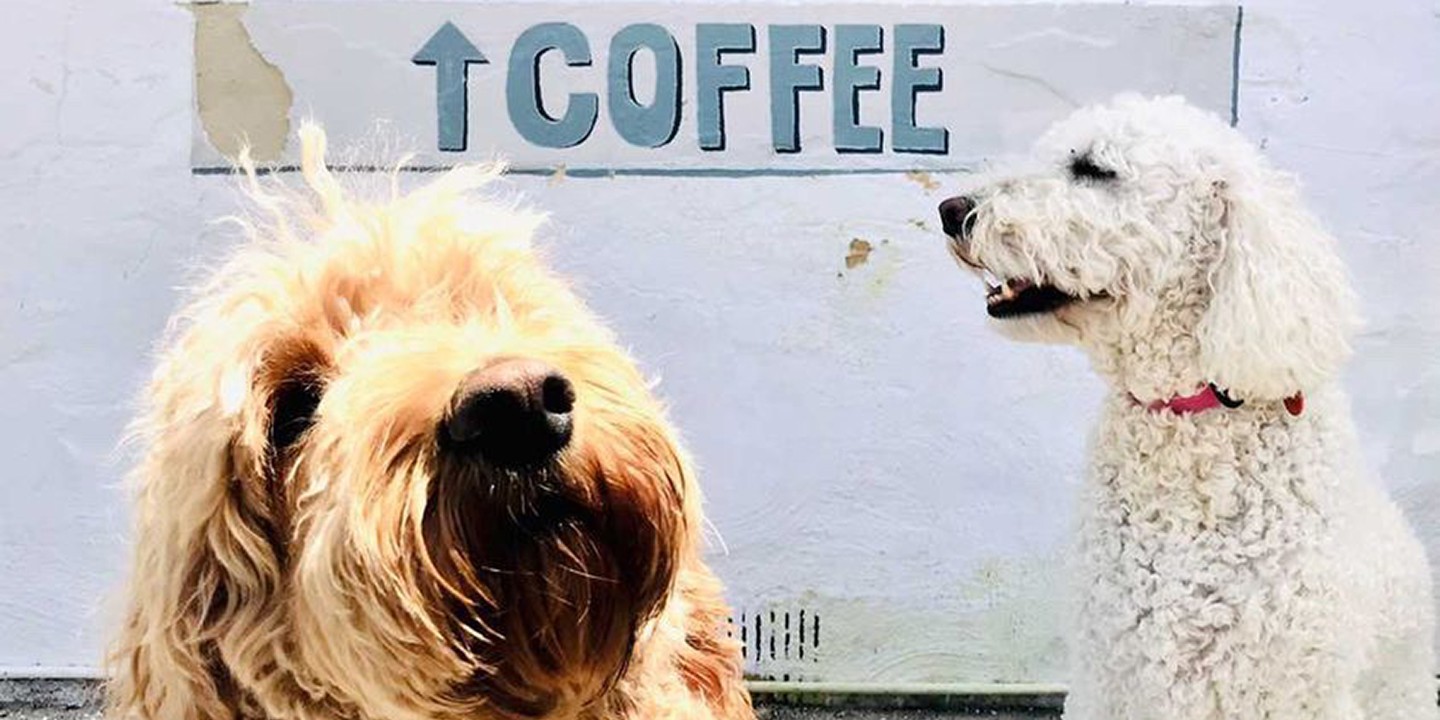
[191,2,1241,175]
[180,0,1244,686]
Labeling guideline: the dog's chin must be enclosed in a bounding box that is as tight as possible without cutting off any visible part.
[988,310,1080,344]
[421,447,681,714]
[426,490,651,717]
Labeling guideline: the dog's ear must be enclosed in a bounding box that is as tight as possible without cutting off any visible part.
[1196,170,1360,400]
[107,355,284,719]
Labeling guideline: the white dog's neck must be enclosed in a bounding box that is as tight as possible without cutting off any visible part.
[1076,293,1211,403]
[1090,388,1346,529]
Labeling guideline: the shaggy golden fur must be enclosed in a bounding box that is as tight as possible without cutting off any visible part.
[106,126,752,720]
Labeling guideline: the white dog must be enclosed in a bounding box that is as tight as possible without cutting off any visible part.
[939,95,1436,719]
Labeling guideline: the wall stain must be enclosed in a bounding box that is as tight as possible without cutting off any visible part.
[193,3,292,161]
[862,240,900,298]
[845,238,874,269]
[905,170,940,192]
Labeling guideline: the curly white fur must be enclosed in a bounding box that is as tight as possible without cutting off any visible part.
[945,95,1436,719]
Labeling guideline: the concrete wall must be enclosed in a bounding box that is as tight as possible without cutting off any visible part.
[1,0,1437,685]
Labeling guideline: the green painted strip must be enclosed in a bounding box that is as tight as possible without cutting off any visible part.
[748,680,1067,712]
[748,681,1068,696]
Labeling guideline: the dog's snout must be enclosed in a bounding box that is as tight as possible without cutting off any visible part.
[446,358,575,468]
[938,196,977,241]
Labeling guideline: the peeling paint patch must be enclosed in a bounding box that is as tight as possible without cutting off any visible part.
[549,164,568,185]
[845,238,874,269]
[905,170,940,192]
[193,3,292,162]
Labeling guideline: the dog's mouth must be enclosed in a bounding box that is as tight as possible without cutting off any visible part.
[981,273,1081,318]
[948,239,1088,319]
[508,484,590,535]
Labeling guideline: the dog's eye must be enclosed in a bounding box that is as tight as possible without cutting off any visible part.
[269,378,322,451]
[1069,154,1118,182]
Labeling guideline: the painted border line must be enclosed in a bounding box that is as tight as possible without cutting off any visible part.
[1230,4,1244,126]
[191,165,979,178]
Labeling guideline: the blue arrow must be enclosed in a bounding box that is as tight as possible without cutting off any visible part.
[413,22,487,152]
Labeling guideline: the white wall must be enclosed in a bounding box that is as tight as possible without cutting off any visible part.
[1,0,1437,684]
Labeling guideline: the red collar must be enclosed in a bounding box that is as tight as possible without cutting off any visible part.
[1136,383,1305,416]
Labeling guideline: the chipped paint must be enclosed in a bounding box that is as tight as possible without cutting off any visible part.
[192,3,292,161]
[845,238,874,269]
[844,238,901,300]
[906,171,940,192]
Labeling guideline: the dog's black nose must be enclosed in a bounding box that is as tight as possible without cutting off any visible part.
[446,358,575,468]
[938,195,977,240]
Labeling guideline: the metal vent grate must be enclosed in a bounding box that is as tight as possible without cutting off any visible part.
[729,607,821,680]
